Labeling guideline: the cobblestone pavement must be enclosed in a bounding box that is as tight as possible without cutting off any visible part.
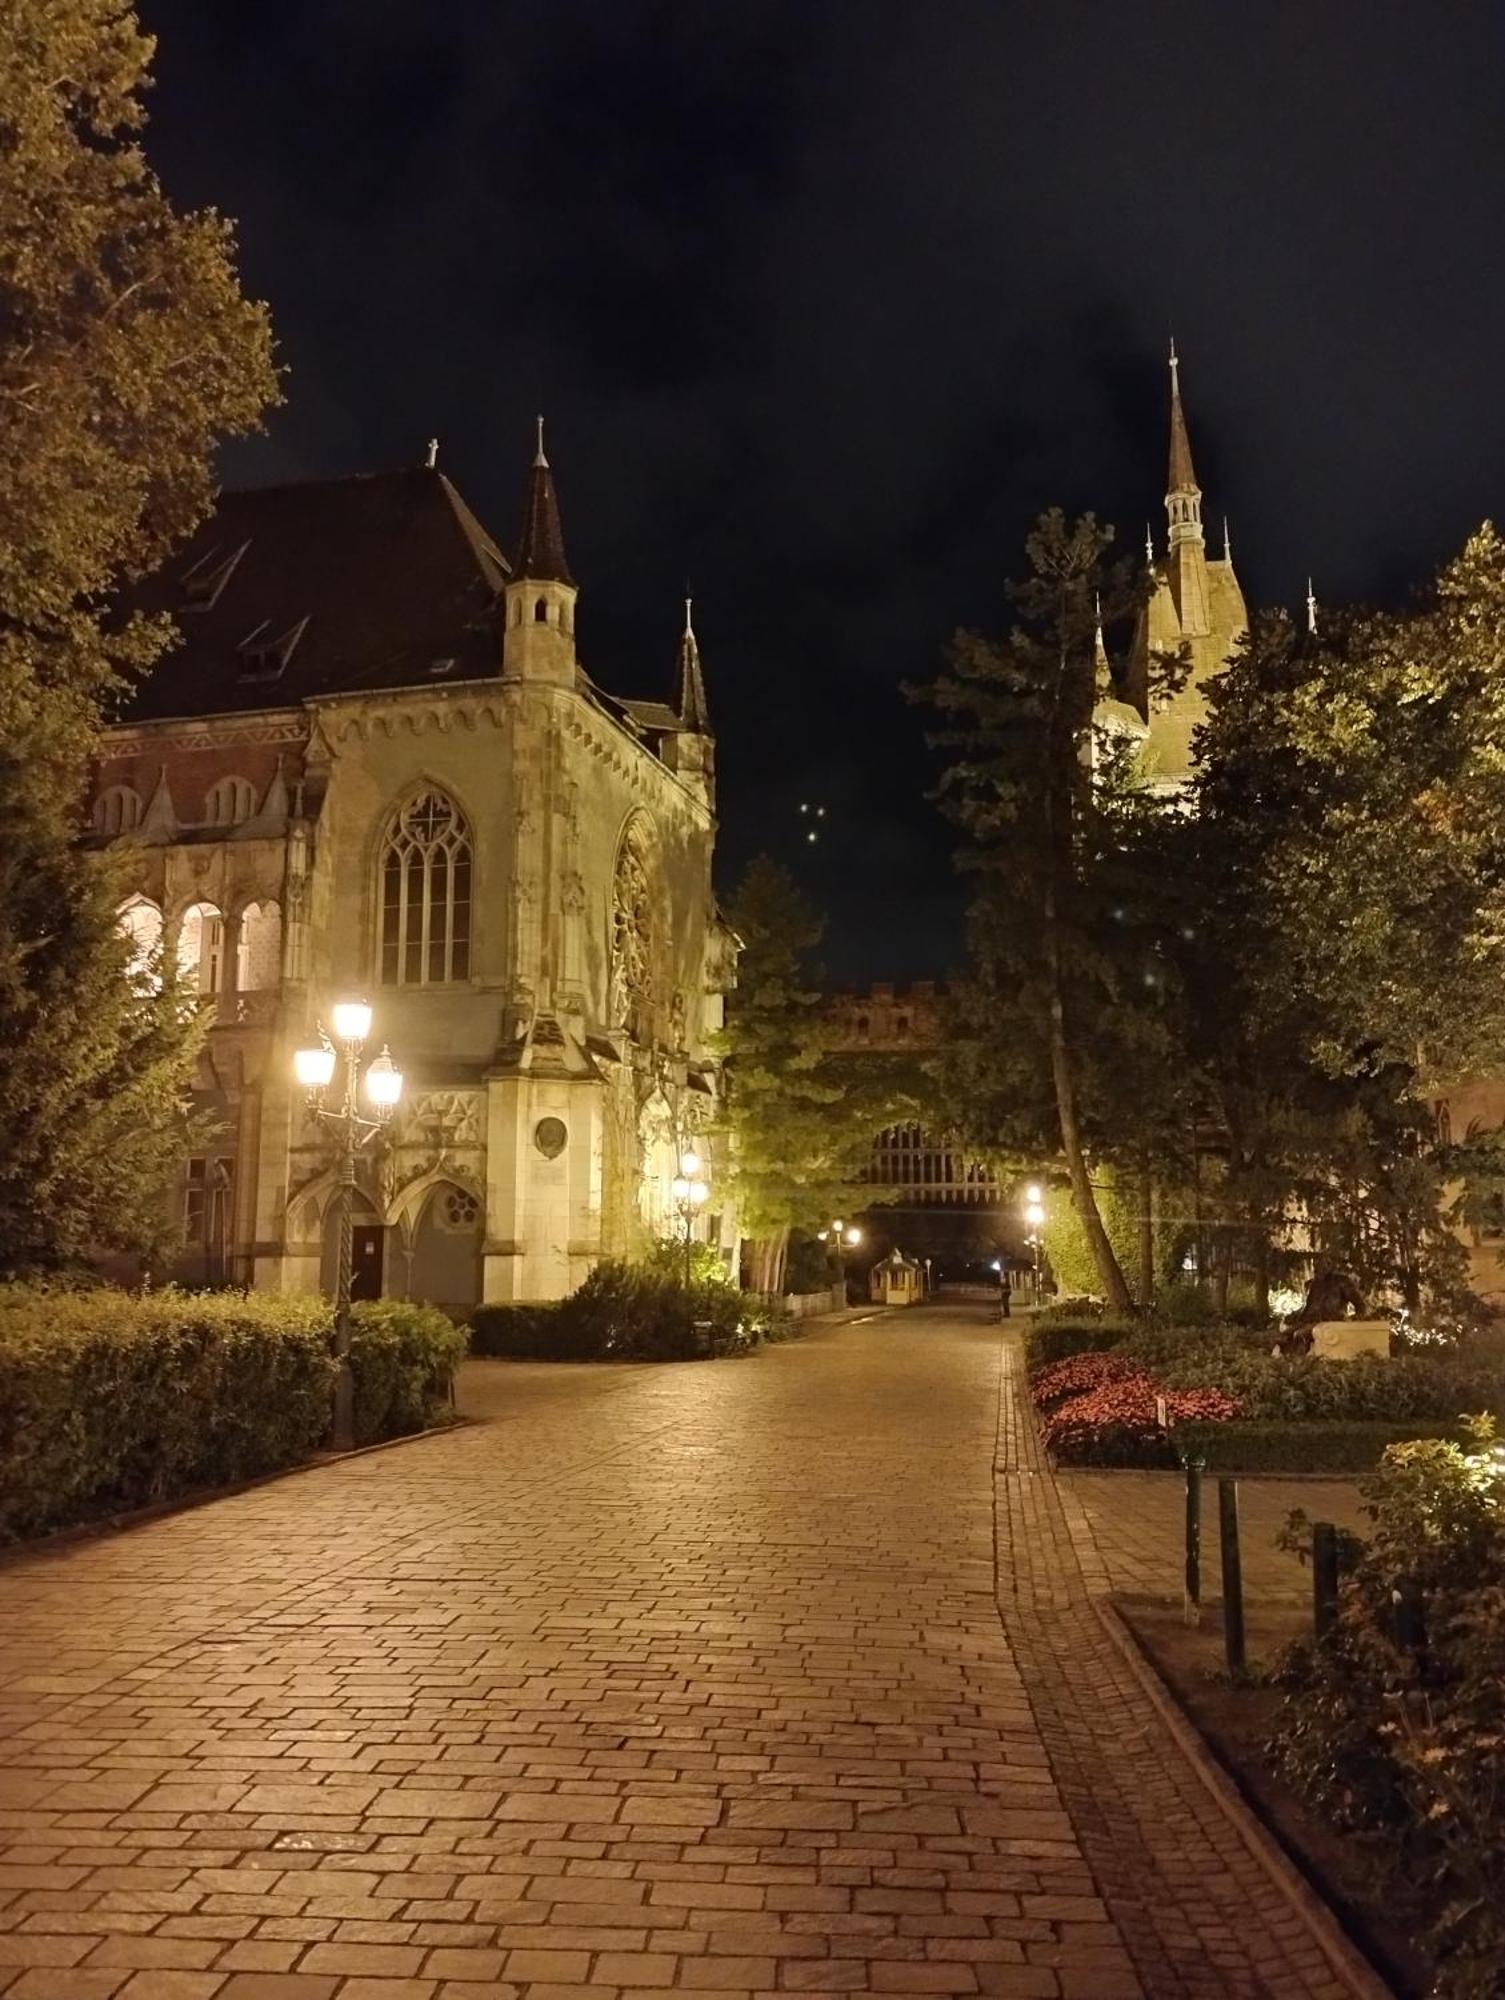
[0,1309,1381,2000]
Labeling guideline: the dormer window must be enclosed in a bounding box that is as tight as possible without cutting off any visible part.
[206,775,256,827]
[93,785,143,836]
[236,616,308,684]
[181,541,249,612]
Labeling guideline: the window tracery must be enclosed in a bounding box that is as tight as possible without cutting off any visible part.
[378,789,472,985]
[609,818,655,1034]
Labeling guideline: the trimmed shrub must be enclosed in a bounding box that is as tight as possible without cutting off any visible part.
[471,1262,766,1362]
[1022,1314,1137,1369]
[0,1285,465,1542]
[1175,1419,1466,1474]
[470,1301,568,1359]
[349,1299,466,1443]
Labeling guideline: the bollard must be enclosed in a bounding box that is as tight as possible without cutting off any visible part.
[1183,1458,1203,1627]
[1312,1521,1340,1639]
[1218,1477,1246,1675]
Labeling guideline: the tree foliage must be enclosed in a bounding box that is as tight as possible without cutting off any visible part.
[0,0,278,1271]
[719,857,923,1294]
[917,510,1188,1308]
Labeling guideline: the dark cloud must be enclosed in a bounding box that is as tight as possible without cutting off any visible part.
[139,0,1505,978]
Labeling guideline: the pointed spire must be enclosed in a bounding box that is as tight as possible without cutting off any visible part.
[1167,339,1199,496]
[676,593,711,733]
[425,437,439,469]
[1306,578,1318,635]
[515,415,574,583]
[1093,594,1111,697]
[1223,516,1233,564]
[1145,523,1155,566]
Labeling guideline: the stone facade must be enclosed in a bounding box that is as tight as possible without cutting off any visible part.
[92,438,734,1308]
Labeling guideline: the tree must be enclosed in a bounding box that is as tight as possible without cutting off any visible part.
[0,761,206,1270]
[917,510,1188,1310]
[0,1,278,1269]
[1,0,277,811]
[719,857,921,1295]
[1180,532,1505,1313]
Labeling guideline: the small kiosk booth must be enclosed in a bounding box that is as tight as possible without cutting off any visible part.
[870,1247,924,1308]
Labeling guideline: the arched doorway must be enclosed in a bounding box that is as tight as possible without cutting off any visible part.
[320,1190,385,1301]
[408,1181,483,1312]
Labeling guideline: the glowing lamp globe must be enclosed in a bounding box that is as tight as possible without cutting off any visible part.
[844,1226,862,1246]
[1025,1183,1043,1204]
[689,1181,710,1207]
[365,1046,403,1110]
[294,1042,336,1090]
[332,999,373,1044]
[1025,1201,1046,1229]
[671,1176,690,1202]
[679,1148,702,1178]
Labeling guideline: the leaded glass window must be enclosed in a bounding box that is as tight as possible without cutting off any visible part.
[378,790,472,985]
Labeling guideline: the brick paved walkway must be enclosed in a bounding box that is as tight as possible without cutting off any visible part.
[0,1310,1383,1999]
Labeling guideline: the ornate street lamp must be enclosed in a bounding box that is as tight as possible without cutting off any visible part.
[1023,1183,1046,1305]
[294,1003,403,1450]
[670,1146,710,1289]
[822,1218,862,1298]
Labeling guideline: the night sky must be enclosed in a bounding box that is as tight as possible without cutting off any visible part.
[139,0,1505,982]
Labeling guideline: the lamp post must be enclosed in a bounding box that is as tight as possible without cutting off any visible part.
[822,1218,862,1300]
[670,1146,709,1289]
[1023,1183,1046,1305]
[294,1001,403,1451]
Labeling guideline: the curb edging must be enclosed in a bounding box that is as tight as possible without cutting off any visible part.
[1093,1595,1395,2000]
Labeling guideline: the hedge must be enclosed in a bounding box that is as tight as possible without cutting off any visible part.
[0,1286,464,1543]
[472,1260,769,1362]
[1174,1419,1467,1474]
[1022,1315,1138,1369]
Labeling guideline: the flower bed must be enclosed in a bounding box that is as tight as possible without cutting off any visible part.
[1024,1315,1505,1468]
[1041,1369,1243,1467]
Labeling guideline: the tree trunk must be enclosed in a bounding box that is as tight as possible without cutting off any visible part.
[1213,1228,1231,1318]
[1042,875,1132,1310]
[1253,1227,1271,1324]
[1138,1151,1155,1310]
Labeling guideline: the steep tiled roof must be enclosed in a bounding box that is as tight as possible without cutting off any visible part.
[114,467,510,722]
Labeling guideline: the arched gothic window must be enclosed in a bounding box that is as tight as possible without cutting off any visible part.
[378,790,472,985]
[117,896,163,988]
[94,785,142,836]
[609,817,655,1034]
[206,775,256,826]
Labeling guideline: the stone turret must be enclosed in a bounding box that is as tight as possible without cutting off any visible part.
[502,417,579,687]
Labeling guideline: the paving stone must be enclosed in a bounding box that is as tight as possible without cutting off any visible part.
[0,1317,1381,2000]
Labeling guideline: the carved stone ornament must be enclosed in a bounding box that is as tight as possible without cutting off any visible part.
[534,1116,568,1160]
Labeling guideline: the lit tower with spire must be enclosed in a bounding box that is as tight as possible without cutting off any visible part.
[503,416,579,687]
[1123,344,1248,793]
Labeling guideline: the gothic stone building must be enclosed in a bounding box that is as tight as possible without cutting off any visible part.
[91,433,733,1309]
[1093,345,1248,792]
